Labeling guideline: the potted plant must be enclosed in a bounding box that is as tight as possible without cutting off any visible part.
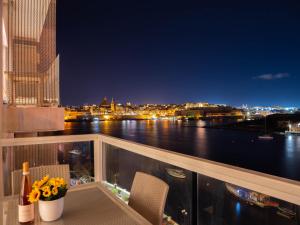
[28,175,68,222]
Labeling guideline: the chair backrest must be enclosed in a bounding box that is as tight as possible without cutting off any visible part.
[128,172,169,225]
[11,164,70,195]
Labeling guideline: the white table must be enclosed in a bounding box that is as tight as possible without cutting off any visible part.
[0,182,152,225]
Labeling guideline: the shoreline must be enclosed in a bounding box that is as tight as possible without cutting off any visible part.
[64,113,300,134]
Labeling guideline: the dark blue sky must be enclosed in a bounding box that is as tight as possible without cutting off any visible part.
[57,0,300,107]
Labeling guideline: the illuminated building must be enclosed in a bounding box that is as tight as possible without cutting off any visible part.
[176,106,245,119]
[289,122,300,132]
[111,98,116,112]
[185,102,209,109]
[99,97,110,114]
[100,97,109,107]
[64,101,250,121]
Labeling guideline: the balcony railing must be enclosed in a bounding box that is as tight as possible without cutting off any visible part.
[1,134,300,225]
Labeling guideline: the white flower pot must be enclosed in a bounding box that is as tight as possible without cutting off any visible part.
[39,197,64,222]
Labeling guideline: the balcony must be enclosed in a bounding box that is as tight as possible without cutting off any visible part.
[2,106,64,133]
[0,134,299,225]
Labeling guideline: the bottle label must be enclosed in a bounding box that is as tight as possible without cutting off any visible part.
[18,204,34,222]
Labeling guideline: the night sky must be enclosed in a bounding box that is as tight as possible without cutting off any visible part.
[57,0,300,107]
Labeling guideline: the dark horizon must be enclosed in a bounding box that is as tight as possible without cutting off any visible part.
[57,0,300,107]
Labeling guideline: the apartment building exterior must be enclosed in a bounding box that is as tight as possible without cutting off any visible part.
[1,0,63,138]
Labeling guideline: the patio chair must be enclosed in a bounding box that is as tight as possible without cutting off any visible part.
[128,172,169,225]
[11,164,70,195]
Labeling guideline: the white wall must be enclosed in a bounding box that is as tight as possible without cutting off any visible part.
[3,106,64,133]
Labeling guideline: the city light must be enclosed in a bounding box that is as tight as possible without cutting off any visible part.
[64,99,299,124]
[104,115,111,120]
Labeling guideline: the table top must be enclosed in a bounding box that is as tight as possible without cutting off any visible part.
[0,182,152,225]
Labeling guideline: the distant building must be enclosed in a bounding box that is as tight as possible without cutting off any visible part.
[100,97,109,107]
[99,97,111,114]
[290,122,300,132]
[176,106,244,119]
[185,102,209,109]
[111,98,116,112]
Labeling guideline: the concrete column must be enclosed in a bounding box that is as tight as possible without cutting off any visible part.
[0,0,3,198]
[0,0,3,138]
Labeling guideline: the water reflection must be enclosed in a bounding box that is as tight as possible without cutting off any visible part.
[286,135,294,158]
[91,121,100,133]
[196,128,208,157]
[284,134,300,179]
[55,120,300,181]
[235,202,241,216]
[196,120,207,127]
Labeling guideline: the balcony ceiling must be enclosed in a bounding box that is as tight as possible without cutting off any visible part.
[12,0,51,41]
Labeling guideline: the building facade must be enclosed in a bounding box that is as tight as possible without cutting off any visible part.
[1,0,64,137]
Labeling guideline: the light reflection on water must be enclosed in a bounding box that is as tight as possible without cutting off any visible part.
[60,120,300,181]
[284,134,300,179]
[286,135,294,158]
[196,127,208,157]
[235,202,241,216]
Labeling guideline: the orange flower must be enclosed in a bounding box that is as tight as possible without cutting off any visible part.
[28,189,40,203]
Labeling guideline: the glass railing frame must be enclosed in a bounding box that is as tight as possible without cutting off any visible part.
[1,133,300,206]
[0,134,100,198]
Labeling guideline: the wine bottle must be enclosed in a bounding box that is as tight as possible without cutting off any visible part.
[18,162,34,224]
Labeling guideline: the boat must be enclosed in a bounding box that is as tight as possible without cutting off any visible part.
[166,168,186,179]
[258,115,274,140]
[68,149,81,156]
[285,130,300,135]
[258,135,274,140]
[225,183,279,208]
[277,211,294,219]
[277,207,296,219]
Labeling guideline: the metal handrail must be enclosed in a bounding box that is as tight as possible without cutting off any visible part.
[0,134,300,205]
